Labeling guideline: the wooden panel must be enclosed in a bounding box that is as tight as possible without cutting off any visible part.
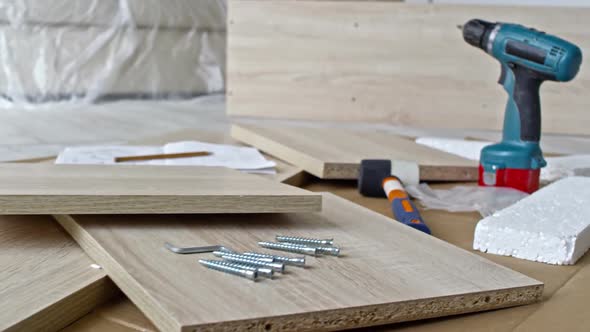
[55,193,542,332]
[0,164,320,214]
[0,215,118,332]
[227,1,590,136]
[231,124,478,180]
[59,179,590,332]
[0,129,303,332]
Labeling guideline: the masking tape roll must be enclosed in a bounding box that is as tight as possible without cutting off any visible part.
[390,160,419,185]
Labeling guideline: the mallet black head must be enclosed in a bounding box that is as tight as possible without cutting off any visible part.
[358,159,392,197]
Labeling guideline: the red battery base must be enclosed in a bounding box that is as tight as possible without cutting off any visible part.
[478,165,540,194]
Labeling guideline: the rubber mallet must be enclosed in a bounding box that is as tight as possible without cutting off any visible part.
[358,160,431,234]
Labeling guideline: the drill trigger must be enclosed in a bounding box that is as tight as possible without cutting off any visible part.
[498,63,508,85]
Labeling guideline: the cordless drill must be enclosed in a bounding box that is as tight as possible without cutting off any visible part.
[462,19,582,193]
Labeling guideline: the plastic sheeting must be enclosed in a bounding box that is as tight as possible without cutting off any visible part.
[0,0,226,108]
[406,184,530,217]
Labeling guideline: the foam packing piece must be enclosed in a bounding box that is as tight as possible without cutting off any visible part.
[473,177,590,265]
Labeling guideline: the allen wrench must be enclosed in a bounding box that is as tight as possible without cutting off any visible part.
[164,242,234,255]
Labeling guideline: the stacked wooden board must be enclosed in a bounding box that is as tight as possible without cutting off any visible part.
[227,1,590,136]
[2,0,569,327]
[0,130,545,331]
[0,216,117,331]
[0,163,320,214]
[0,129,305,332]
[55,193,542,332]
[231,124,478,180]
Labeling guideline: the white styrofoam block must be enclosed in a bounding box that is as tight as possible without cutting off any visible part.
[473,177,590,265]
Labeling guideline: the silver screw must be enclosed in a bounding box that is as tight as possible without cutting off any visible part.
[221,253,285,273]
[258,241,319,256]
[276,235,334,246]
[210,260,274,279]
[198,259,258,281]
[242,265,274,279]
[316,246,341,257]
[212,251,275,263]
[243,252,306,267]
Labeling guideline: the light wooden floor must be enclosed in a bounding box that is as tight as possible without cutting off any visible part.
[0,94,587,162]
[0,95,228,161]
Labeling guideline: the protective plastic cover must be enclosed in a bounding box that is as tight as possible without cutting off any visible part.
[0,0,226,108]
[406,184,529,217]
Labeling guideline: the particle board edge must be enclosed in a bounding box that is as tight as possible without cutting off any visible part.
[184,285,542,332]
[320,163,479,181]
[322,162,359,179]
[419,165,479,182]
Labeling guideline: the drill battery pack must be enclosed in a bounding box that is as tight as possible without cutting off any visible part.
[478,165,540,194]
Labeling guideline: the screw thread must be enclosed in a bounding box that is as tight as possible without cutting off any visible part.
[243,252,306,267]
[276,235,334,246]
[212,251,274,263]
[199,259,258,281]
[258,241,319,256]
[221,254,285,273]
[211,260,274,279]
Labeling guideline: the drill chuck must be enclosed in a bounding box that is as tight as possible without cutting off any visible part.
[462,19,496,51]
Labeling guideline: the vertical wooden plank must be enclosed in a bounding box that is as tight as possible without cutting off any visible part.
[227,1,590,135]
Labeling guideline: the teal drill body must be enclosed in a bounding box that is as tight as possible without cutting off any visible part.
[463,20,582,193]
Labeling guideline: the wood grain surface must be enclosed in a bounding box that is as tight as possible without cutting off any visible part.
[0,215,118,332]
[59,179,590,332]
[0,128,304,332]
[56,193,542,332]
[227,1,590,136]
[0,163,320,214]
[231,124,478,180]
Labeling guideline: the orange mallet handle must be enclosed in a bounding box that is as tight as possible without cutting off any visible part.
[382,176,431,234]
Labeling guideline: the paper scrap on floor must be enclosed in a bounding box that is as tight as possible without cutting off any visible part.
[473,177,590,265]
[415,136,590,183]
[55,141,277,174]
